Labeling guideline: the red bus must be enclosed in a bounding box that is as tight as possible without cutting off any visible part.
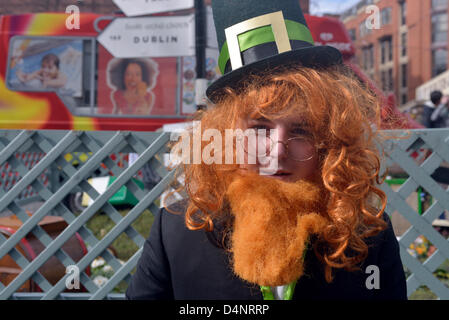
[0,12,218,131]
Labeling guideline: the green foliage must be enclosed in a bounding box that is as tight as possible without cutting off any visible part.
[406,236,449,300]
[409,286,438,300]
[86,207,155,293]
[86,208,154,260]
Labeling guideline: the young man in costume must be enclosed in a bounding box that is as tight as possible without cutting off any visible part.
[126,0,407,300]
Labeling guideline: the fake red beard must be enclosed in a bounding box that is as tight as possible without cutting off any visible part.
[225,173,329,287]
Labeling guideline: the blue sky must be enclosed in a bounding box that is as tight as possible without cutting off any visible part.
[310,0,361,15]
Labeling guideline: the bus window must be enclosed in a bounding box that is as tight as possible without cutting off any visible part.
[7,37,86,98]
[6,36,97,116]
[61,38,96,116]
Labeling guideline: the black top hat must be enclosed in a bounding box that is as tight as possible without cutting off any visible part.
[206,0,343,102]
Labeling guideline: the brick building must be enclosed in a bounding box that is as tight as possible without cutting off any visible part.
[342,0,448,108]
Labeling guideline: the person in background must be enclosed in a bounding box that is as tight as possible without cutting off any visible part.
[426,90,449,220]
[430,90,449,128]
[420,102,436,128]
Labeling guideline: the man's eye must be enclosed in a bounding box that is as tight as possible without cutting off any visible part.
[291,127,308,135]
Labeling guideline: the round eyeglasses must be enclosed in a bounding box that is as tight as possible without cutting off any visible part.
[239,132,316,162]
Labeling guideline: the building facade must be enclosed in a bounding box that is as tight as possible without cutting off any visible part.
[342,0,448,108]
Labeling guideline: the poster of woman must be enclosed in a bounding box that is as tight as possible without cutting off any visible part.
[107,58,158,115]
[97,45,178,116]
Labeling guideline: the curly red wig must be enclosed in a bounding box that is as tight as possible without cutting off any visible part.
[170,65,388,283]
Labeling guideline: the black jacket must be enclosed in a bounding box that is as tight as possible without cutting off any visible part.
[126,202,407,300]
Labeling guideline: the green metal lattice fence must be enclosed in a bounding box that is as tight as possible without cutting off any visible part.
[380,129,449,299]
[0,130,173,300]
[0,128,448,299]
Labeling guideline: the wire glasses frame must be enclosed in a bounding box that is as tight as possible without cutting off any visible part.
[239,132,316,162]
